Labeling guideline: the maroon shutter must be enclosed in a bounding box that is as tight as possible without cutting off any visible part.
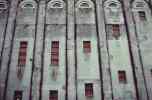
[14,91,22,100]
[85,83,93,97]
[118,70,127,83]
[18,41,27,66]
[83,41,91,53]
[51,41,59,65]
[112,24,120,39]
[49,90,58,100]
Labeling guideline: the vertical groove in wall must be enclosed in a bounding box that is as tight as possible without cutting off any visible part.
[39,1,47,100]
[0,0,11,71]
[65,0,68,99]
[104,24,114,100]
[121,0,139,99]
[131,12,150,100]
[101,1,114,99]
[29,0,40,100]
[3,0,20,100]
[94,1,104,100]
[74,0,78,99]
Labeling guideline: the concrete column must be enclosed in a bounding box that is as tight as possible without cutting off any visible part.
[67,0,76,99]
[96,0,113,99]
[122,0,148,100]
[0,0,19,100]
[31,0,46,100]
[0,0,9,65]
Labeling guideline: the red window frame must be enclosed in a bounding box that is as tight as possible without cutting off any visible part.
[51,41,59,65]
[83,41,91,53]
[138,11,146,21]
[18,41,28,66]
[118,70,127,84]
[112,24,120,38]
[49,90,58,100]
[85,83,93,97]
[14,91,22,100]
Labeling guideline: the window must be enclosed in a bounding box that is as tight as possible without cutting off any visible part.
[138,11,146,21]
[18,41,28,66]
[14,91,22,100]
[118,70,127,84]
[49,90,58,100]
[112,24,120,39]
[85,83,93,97]
[51,41,59,65]
[83,41,91,53]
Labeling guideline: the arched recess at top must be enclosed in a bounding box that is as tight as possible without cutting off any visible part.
[76,0,94,11]
[104,0,124,24]
[0,0,8,14]
[75,0,95,24]
[132,0,151,21]
[46,0,66,24]
[19,0,37,16]
[48,0,65,9]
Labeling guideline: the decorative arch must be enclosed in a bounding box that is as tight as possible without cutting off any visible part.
[0,0,8,14]
[132,0,150,21]
[48,0,65,9]
[104,0,124,24]
[19,0,37,16]
[76,0,94,9]
[19,0,37,9]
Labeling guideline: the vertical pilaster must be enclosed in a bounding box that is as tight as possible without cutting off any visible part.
[122,0,149,100]
[0,0,9,67]
[31,0,46,100]
[0,0,19,100]
[96,0,113,99]
[67,0,76,99]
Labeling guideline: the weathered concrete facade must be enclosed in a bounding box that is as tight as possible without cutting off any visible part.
[0,0,152,100]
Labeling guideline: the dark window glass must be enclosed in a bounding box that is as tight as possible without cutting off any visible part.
[49,90,58,100]
[118,70,127,84]
[14,91,22,100]
[85,83,93,97]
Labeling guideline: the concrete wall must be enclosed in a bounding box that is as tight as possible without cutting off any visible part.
[0,0,152,100]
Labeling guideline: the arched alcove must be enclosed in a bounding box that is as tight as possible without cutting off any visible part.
[104,0,124,24]
[19,0,37,16]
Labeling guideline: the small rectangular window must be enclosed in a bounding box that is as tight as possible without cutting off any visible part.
[14,91,22,100]
[118,70,127,84]
[112,24,120,39]
[51,41,59,65]
[85,83,93,97]
[49,90,58,100]
[18,41,28,66]
[138,11,146,21]
[83,41,91,53]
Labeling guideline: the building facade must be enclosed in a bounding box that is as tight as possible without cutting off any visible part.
[0,0,152,100]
